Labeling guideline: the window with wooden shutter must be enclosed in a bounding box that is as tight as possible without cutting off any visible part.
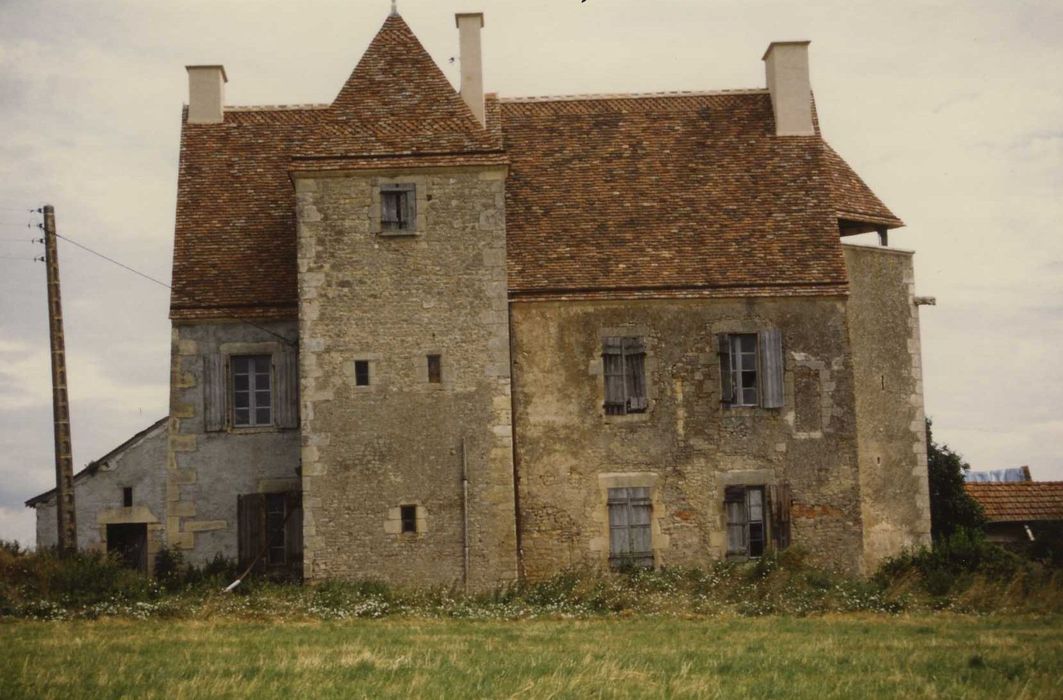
[380,183,416,233]
[724,484,793,557]
[607,487,653,569]
[602,337,648,415]
[238,491,303,578]
[719,329,783,408]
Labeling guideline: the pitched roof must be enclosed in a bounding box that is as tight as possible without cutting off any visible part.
[171,15,903,318]
[501,91,873,298]
[964,481,1063,523]
[25,418,168,507]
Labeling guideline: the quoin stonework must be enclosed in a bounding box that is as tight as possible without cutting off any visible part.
[29,9,931,584]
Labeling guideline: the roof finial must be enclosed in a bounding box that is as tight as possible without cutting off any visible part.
[390,0,399,17]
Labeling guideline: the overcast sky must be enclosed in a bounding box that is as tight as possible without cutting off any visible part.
[1,0,1060,546]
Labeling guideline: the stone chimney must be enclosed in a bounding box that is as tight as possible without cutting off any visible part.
[455,13,485,126]
[186,65,227,124]
[762,42,813,136]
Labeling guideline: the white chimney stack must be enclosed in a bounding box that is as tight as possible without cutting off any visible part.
[186,65,227,124]
[455,13,485,126]
[762,42,813,136]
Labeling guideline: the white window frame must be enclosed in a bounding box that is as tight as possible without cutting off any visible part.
[231,354,273,428]
[728,333,758,407]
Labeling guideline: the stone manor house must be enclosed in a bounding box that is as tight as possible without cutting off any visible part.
[30,9,932,587]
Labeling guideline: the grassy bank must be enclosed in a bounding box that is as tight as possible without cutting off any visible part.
[2,614,1061,698]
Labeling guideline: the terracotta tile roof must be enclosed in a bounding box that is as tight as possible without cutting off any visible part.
[501,92,892,298]
[171,14,902,318]
[965,482,1063,523]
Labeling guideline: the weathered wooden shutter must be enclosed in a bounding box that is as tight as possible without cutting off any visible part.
[625,338,648,412]
[273,348,299,430]
[628,487,653,567]
[607,488,629,561]
[769,482,792,551]
[402,187,416,226]
[381,190,398,225]
[724,486,746,554]
[285,491,304,576]
[602,338,625,413]
[203,353,226,432]
[717,334,733,405]
[237,493,266,574]
[758,328,784,408]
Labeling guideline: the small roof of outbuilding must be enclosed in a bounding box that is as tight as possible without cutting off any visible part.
[964,481,1063,523]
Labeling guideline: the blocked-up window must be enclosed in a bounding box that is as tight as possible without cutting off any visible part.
[725,484,792,557]
[607,487,653,569]
[602,337,647,415]
[718,329,784,408]
[231,355,272,427]
[380,184,416,233]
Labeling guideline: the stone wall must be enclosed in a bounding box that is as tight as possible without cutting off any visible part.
[845,244,933,569]
[295,166,517,590]
[509,296,867,577]
[166,320,301,564]
[34,419,167,572]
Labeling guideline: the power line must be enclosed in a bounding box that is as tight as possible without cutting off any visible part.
[0,255,38,261]
[53,231,296,347]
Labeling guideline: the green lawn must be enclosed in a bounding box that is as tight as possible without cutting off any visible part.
[1,615,1061,698]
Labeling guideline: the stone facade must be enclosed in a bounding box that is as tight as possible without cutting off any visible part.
[845,244,933,568]
[510,296,869,576]
[295,166,518,589]
[165,320,301,564]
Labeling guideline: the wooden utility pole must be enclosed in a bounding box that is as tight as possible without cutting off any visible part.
[42,204,77,555]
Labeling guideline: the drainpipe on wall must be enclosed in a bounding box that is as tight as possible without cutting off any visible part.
[461,436,470,593]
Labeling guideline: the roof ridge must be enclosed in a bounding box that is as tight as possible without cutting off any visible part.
[501,88,769,104]
[226,103,330,112]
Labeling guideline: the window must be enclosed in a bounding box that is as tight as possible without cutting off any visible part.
[237,491,303,576]
[717,329,784,408]
[354,360,370,387]
[723,484,792,557]
[380,183,416,233]
[427,354,442,384]
[607,487,653,569]
[122,487,133,508]
[400,505,418,534]
[231,355,272,427]
[602,337,647,415]
[725,486,766,557]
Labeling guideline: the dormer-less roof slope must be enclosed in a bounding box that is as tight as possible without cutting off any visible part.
[171,14,902,319]
[965,481,1063,523]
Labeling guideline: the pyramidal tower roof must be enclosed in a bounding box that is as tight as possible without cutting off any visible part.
[292,13,502,159]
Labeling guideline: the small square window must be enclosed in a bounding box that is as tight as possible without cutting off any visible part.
[122,487,133,508]
[354,360,370,387]
[380,184,416,233]
[400,505,417,534]
[427,354,442,384]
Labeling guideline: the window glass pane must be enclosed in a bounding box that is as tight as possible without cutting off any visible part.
[748,489,763,521]
[255,407,271,425]
[255,390,271,408]
[234,374,250,391]
[749,523,765,557]
[254,356,270,373]
[739,334,757,353]
[234,391,250,409]
[232,357,249,374]
[742,388,757,406]
[234,408,250,426]
[255,372,271,391]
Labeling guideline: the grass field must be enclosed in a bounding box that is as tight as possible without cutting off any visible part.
[1,614,1061,698]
